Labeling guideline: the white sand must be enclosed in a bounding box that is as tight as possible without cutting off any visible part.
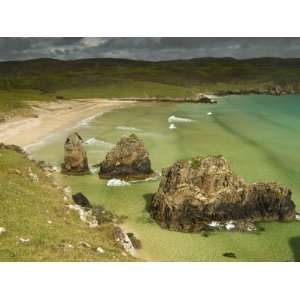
[0,99,135,148]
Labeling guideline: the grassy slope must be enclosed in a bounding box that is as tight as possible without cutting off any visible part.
[0,148,136,261]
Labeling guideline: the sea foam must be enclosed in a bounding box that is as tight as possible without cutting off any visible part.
[168,115,193,123]
[116,126,142,132]
[106,178,131,187]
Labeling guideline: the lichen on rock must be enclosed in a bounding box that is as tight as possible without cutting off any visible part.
[99,134,154,180]
[150,155,296,232]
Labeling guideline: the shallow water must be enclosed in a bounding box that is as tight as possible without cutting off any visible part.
[30,95,300,261]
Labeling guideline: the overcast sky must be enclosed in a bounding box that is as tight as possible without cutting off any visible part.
[1,37,300,61]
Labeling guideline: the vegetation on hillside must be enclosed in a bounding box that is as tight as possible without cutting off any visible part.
[0,148,136,261]
[1,57,300,116]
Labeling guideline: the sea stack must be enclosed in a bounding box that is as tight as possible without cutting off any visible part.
[99,134,154,180]
[151,155,295,232]
[61,132,90,175]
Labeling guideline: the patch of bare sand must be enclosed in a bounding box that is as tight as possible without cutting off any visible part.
[0,99,135,148]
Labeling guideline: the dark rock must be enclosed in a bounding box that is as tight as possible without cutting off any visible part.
[150,155,296,232]
[92,205,114,224]
[127,232,142,249]
[72,192,91,208]
[196,94,217,104]
[61,132,90,175]
[99,134,154,180]
[223,252,237,259]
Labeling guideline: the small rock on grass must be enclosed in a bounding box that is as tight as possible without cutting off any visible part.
[0,227,6,235]
[79,241,91,248]
[19,237,30,243]
[223,252,237,259]
[96,247,105,254]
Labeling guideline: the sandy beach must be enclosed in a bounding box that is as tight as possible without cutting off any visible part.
[0,99,135,148]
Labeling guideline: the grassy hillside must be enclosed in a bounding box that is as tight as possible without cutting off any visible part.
[1,57,300,116]
[0,147,136,261]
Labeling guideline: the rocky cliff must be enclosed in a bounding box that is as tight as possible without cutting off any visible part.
[99,134,154,180]
[151,155,296,232]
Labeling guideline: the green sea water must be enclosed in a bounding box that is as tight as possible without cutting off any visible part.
[30,95,300,261]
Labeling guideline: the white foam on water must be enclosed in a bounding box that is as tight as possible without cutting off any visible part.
[76,114,101,128]
[90,166,99,174]
[225,220,236,230]
[130,174,160,183]
[107,178,131,187]
[208,221,221,228]
[84,137,98,145]
[168,115,193,123]
[84,138,114,148]
[116,126,142,132]
[169,123,176,130]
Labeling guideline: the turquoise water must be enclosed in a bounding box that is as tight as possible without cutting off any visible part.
[30,95,300,261]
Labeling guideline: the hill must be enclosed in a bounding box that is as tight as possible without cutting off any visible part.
[1,57,300,117]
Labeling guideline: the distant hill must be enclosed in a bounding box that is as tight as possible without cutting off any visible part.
[1,57,300,114]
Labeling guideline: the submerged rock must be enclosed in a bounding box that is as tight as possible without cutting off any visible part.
[99,134,154,180]
[150,155,295,232]
[61,132,90,175]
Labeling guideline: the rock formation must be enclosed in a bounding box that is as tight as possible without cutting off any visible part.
[99,134,154,179]
[151,155,296,232]
[61,132,90,175]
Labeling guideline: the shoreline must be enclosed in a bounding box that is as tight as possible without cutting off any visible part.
[0,98,136,149]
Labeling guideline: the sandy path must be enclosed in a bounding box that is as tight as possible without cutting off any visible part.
[0,99,135,148]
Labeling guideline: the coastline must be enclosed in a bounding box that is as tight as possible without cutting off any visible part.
[0,98,136,149]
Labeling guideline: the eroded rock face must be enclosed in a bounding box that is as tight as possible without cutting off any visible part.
[61,132,89,175]
[151,155,295,232]
[99,134,154,179]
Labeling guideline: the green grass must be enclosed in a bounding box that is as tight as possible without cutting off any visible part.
[0,148,137,261]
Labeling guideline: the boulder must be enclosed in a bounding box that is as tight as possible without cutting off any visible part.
[72,192,91,208]
[61,132,90,175]
[151,155,295,232]
[99,134,154,180]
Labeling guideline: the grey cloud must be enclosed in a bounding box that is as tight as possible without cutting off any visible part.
[1,37,300,61]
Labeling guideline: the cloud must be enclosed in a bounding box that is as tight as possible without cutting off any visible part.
[1,37,300,61]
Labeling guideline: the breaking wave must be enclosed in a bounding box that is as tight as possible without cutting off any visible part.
[116,126,142,132]
[107,178,131,187]
[168,115,193,123]
[84,138,114,148]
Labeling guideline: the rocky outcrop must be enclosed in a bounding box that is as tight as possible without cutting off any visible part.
[151,155,296,232]
[196,94,217,104]
[61,132,90,175]
[99,134,154,180]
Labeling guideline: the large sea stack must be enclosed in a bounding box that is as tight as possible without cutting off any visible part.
[61,132,90,175]
[151,155,295,232]
[99,134,154,180]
